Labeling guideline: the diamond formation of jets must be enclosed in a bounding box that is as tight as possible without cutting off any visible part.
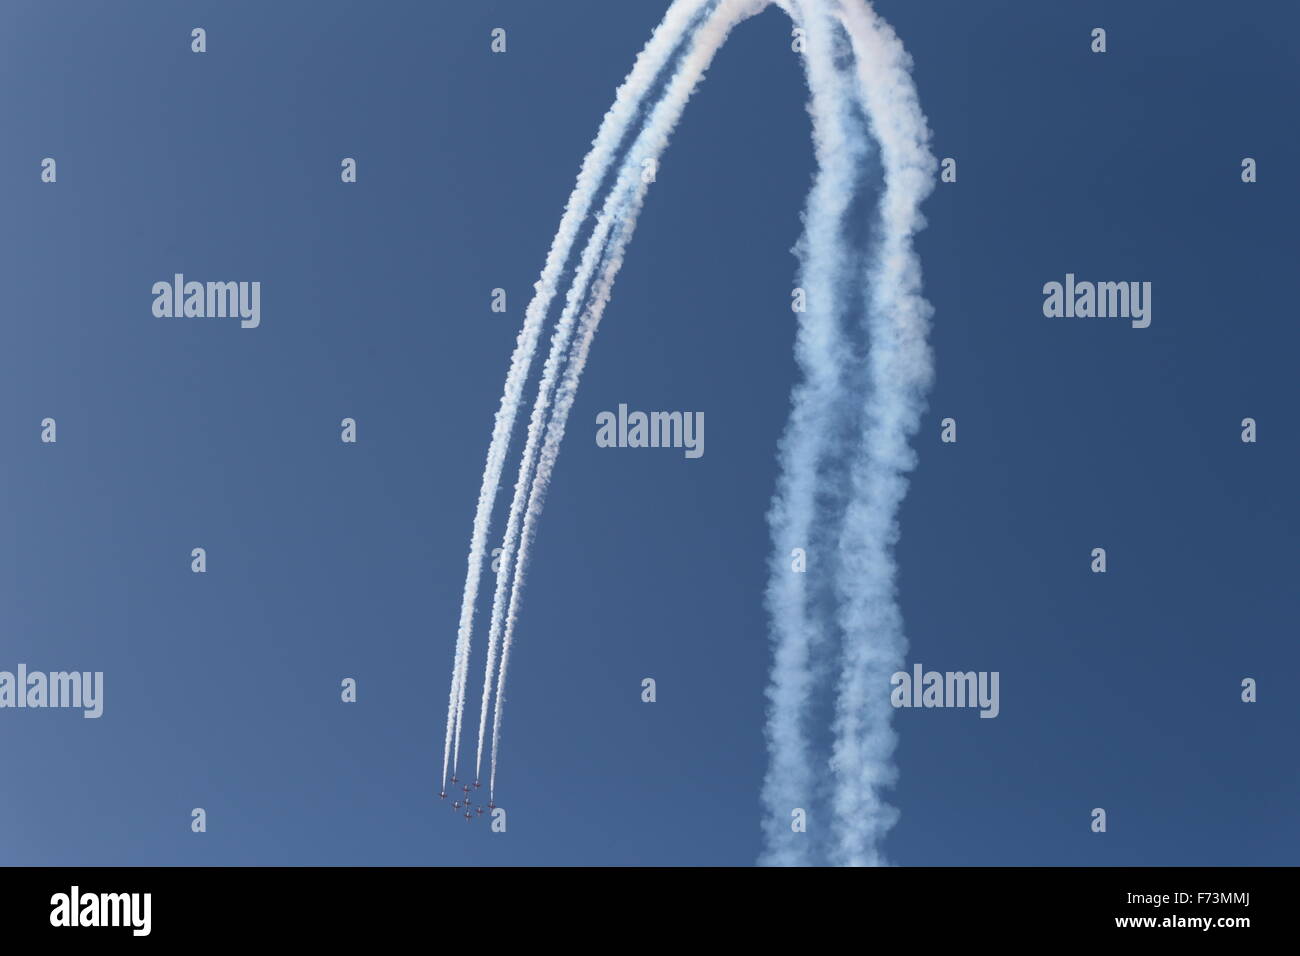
[442,780,490,822]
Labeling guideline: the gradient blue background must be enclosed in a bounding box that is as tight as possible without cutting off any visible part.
[2,0,1295,866]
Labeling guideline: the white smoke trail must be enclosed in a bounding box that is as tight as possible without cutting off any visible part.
[471,107,658,783]
[488,0,773,797]
[827,0,936,867]
[758,0,869,868]
[474,207,621,782]
[442,0,715,788]
[470,1,728,784]
[460,0,936,871]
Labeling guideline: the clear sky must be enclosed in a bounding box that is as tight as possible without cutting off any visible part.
[1,0,1295,866]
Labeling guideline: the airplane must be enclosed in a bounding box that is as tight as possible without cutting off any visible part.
[453,801,463,809]
[474,780,482,789]
[438,791,447,800]
[476,807,485,816]
[464,811,473,822]
[487,801,496,811]
[450,776,458,784]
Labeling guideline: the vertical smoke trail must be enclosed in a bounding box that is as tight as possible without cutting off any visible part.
[759,0,869,867]
[828,0,936,867]
[488,0,773,797]
[442,0,715,788]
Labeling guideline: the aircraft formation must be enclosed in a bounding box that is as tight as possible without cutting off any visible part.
[438,776,496,823]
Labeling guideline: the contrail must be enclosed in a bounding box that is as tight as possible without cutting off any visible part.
[758,0,869,868]
[828,0,936,867]
[443,0,715,788]
[487,0,773,797]
[452,0,936,869]
[472,122,643,784]
[469,0,723,784]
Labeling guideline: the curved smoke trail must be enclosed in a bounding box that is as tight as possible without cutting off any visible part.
[442,0,715,788]
[488,0,773,797]
[470,1,723,784]
[453,0,936,867]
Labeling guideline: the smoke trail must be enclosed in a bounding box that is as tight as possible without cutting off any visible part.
[442,0,714,788]
[488,0,773,797]
[457,0,936,871]
[472,114,647,783]
[827,0,936,867]
[475,210,624,785]
[758,0,869,868]
[470,1,727,783]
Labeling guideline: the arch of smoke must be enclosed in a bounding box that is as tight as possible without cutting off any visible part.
[447,0,935,867]
[442,0,717,789]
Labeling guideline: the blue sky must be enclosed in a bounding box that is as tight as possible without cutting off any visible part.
[1,0,1295,866]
